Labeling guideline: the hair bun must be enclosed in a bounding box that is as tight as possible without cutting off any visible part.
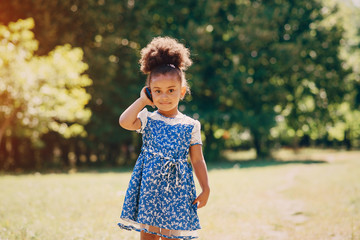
[140,36,192,74]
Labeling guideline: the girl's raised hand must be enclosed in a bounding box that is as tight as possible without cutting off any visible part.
[140,87,155,108]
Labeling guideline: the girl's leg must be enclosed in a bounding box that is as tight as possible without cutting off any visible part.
[140,224,161,240]
[160,229,180,240]
[140,231,160,240]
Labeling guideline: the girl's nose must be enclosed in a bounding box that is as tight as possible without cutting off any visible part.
[160,93,169,100]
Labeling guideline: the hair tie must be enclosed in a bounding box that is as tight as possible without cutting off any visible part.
[167,64,176,69]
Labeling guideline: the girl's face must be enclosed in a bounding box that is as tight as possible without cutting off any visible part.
[150,74,186,117]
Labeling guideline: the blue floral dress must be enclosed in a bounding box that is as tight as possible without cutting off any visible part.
[118,109,202,239]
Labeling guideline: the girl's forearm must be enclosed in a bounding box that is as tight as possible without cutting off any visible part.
[119,98,147,130]
[193,159,210,193]
[190,145,210,193]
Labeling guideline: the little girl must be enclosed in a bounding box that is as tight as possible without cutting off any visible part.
[118,36,210,240]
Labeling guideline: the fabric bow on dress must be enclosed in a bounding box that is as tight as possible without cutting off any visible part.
[144,148,188,191]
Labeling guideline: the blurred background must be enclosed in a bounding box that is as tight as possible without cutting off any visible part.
[1,0,360,171]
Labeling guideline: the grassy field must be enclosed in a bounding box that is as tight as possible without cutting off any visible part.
[1,149,359,240]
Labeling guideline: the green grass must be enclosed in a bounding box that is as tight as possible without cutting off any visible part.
[1,149,360,240]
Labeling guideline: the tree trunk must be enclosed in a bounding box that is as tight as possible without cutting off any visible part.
[19,137,35,169]
[252,129,270,159]
[41,133,55,168]
[0,136,8,169]
[291,135,300,154]
[0,121,8,147]
[0,114,14,147]
[74,139,82,167]
[60,141,70,167]
[253,132,263,158]
[344,128,352,150]
[0,107,21,147]
[10,136,20,170]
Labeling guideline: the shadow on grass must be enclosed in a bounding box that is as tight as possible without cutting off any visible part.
[0,165,136,176]
[207,158,327,171]
[0,158,327,175]
[81,158,327,174]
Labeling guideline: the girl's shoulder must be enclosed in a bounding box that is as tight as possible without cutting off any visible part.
[179,112,201,126]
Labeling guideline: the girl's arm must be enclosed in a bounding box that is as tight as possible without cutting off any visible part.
[190,144,210,208]
[119,87,153,130]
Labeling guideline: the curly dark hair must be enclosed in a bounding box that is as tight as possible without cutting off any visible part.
[140,36,192,74]
[139,37,192,93]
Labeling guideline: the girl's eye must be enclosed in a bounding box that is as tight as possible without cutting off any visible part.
[155,90,161,94]
[169,89,174,93]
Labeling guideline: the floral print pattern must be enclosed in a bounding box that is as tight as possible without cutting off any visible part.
[118,109,202,239]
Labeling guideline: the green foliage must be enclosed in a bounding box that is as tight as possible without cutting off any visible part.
[172,0,350,157]
[328,103,360,141]
[0,18,92,144]
[0,0,359,168]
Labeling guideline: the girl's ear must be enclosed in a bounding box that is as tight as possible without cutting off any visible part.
[180,86,187,100]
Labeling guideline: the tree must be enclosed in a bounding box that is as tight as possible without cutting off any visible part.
[322,0,360,149]
[0,0,142,165]
[185,0,350,157]
[1,0,356,168]
[0,18,92,166]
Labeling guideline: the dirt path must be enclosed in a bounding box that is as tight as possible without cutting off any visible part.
[262,166,308,240]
